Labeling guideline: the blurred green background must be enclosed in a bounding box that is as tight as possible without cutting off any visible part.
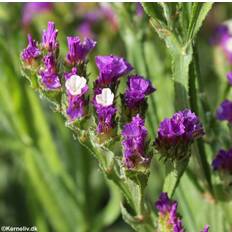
[0,3,232,232]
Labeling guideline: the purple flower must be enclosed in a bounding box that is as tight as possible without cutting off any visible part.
[155,192,185,232]
[42,21,59,51]
[216,100,232,123]
[211,25,229,45]
[65,69,89,121]
[155,109,204,161]
[124,75,156,108]
[78,22,94,39]
[95,55,133,87]
[93,88,117,134]
[122,115,150,169]
[40,54,61,89]
[200,225,210,232]
[136,3,144,17]
[66,36,96,64]
[227,72,232,85]
[22,3,53,26]
[21,34,41,64]
[212,149,232,172]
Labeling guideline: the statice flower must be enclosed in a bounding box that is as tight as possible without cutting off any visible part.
[155,109,204,161]
[94,88,117,134]
[22,3,53,26]
[39,54,61,90]
[95,55,133,87]
[21,34,41,64]
[155,192,185,232]
[65,68,88,121]
[66,36,96,65]
[122,115,150,169]
[124,75,156,108]
[216,100,232,123]
[227,72,232,85]
[42,21,59,51]
[212,149,232,173]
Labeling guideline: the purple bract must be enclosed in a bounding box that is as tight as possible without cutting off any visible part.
[122,115,150,169]
[95,55,133,87]
[155,192,185,232]
[21,34,41,64]
[216,100,232,123]
[42,21,59,51]
[124,75,156,108]
[66,36,96,64]
[212,149,232,172]
[40,54,61,89]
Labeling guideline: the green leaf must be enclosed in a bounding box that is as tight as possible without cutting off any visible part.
[186,3,213,41]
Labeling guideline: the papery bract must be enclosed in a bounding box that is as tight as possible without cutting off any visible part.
[216,100,232,123]
[21,34,41,64]
[122,115,150,169]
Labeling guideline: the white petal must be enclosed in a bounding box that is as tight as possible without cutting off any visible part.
[65,75,86,96]
[96,88,114,106]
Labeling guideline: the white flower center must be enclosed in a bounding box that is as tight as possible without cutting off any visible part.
[225,37,232,53]
[65,75,86,96]
[96,88,114,106]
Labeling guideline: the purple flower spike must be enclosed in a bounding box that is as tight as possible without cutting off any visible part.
[66,36,96,64]
[42,21,59,51]
[200,225,210,232]
[21,34,41,64]
[155,109,204,161]
[227,72,232,85]
[94,88,117,134]
[40,54,61,90]
[124,75,156,108]
[212,149,232,172]
[216,100,232,123]
[95,55,133,87]
[65,70,89,121]
[155,192,185,232]
[122,115,150,169]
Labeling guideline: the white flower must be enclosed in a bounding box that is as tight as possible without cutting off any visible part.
[65,75,87,96]
[96,88,114,107]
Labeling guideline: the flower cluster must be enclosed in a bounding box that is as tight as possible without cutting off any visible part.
[122,115,150,169]
[124,75,156,113]
[21,34,41,65]
[155,109,204,161]
[212,149,232,173]
[95,55,133,88]
[216,100,232,123]
[155,192,185,232]
[155,193,210,232]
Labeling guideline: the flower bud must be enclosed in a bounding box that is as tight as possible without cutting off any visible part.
[216,100,232,123]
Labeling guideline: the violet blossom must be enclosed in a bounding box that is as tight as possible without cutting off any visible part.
[124,75,156,108]
[155,109,204,161]
[227,72,232,85]
[155,192,185,232]
[65,68,88,121]
[216,100,232,123]
[200,225,210,232]
[42,21,59,51]
[212,148,232,173]
[94,88,117,134]
[39,54,61,89]
[21,34,41,64]
[122,115,150,169]
[95,55,133,87]
[66,36,96,65]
